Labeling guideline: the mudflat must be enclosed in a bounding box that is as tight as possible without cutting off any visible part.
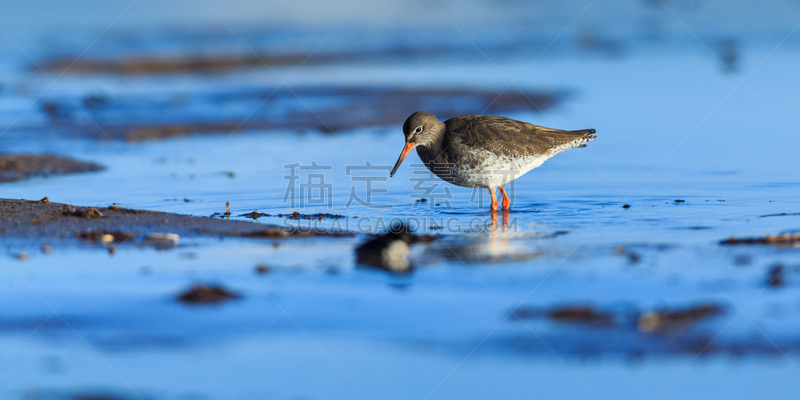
[0,198,350,245]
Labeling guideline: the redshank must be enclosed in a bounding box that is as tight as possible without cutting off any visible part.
[390,111,596,212]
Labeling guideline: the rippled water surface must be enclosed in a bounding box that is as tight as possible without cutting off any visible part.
[2,1,800,399]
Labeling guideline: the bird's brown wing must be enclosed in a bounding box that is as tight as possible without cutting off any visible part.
[445,115,595,158]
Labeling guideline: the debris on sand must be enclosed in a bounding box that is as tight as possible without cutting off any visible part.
[638,303,723,333]
[0,154,104,183]
[177,284,240,304]
[240,210,269,220]
[511,305,614,326]
[356,224,421,273]
[284,211,345,220]
[546,306,614,326]
[720,233,800,247]
[61,205,104,219]
[78,230,135,243]
[767,265,785,287]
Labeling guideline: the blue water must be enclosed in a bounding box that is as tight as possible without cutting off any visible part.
[2,1,800,399]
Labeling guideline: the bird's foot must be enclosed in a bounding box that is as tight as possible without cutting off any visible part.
[498,187,511,211]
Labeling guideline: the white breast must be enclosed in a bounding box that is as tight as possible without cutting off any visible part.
[447,149,550,188]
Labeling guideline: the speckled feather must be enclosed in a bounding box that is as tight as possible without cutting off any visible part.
[445,115,596,158]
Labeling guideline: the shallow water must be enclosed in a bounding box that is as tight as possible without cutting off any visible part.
[2,1,800,399]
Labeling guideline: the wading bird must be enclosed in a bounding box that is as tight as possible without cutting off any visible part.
[390,111,596,212]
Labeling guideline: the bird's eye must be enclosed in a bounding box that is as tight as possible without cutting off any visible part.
[414,126,423,134]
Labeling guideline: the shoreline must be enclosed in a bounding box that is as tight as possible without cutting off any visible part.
[0,198,353,249]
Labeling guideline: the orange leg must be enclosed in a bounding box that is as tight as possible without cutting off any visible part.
[488,187,498,212]
[498,186,511,211]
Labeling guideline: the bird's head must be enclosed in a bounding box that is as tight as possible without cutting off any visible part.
[390,111,442,177]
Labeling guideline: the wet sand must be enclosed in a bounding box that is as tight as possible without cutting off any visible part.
[0,198,351,245]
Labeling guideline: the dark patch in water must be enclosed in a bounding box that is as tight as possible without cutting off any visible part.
[0,154,103,183]
[760,212,800,218]
[717,38,739,73]
[255,264,272,274]
[637,304,724,333]
[40,52,393,75]
[177,284,240,304]
[613,245,642,263]
[499,303,732,358]
[545,306,615,326]
[733,254,752,266]
[39,44,543,75]
[282,211,346,220]
[767,265,785,287]
[33,86,564,142]
[240,210,270,220]
[720,233,800,247]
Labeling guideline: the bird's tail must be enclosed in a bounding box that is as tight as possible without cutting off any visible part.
[571,129,597,148]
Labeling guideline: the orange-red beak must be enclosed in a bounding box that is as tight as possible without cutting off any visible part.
[390,142,416,177]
